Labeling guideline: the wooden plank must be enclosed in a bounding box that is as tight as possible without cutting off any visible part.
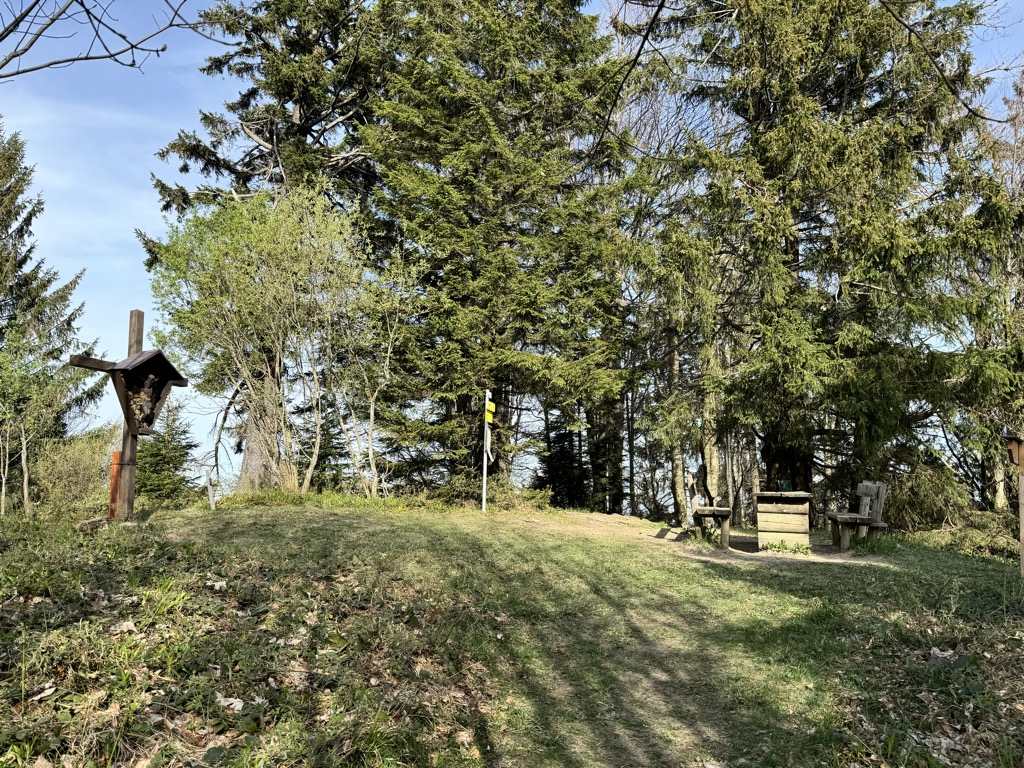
[68,354,115,371]
[720,518,731,549]
[757,512,809,532]
[758,531,810,549]
[858,494,871,517]
[758,518,810,534]
[826,513,869,524]
[757,503,810,514]
[873,483,887,523]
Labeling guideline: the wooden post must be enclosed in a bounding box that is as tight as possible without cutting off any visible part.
[108,451,121,519]
[1005,437,1024,579]
[115,310,144,520]
[1019,461,1024,579]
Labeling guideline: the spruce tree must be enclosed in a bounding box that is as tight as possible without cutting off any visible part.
[136,401,200,502]
[363,0,629,496]
[0,120,101,513]
[151,0,383,214]
[629,0,1016,509]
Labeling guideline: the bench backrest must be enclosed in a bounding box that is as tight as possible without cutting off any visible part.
[856,481,887,523]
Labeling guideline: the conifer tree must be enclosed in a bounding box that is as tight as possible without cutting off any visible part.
[136,400,200,502]
[363,0,630,496]
[151,0,382,214]
[626,0,1016,512]
[0,120,100,513]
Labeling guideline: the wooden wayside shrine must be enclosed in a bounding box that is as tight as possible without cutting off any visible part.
[69,310,187,520]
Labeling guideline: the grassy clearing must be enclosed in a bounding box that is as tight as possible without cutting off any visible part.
[2,500,1023,767]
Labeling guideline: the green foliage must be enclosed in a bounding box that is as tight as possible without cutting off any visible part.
[143,0,1024,525]
[137,402,201,503]
[148,186,412,495]
[364,0,630,493]
[759,540,811,555]
[627,0,1019,498]
[912,508,1021,561]
[0,118,103,513]
[885,462,974,532]
[29,425,118,518]
[151,0,381,214]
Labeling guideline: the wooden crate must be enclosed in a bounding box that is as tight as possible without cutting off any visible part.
[754,492,812,549]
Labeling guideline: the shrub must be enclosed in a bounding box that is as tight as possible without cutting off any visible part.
[30,424,119,518]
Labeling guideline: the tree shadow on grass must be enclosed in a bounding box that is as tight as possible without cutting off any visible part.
[105,508,1024,768]
[419,530,845,767]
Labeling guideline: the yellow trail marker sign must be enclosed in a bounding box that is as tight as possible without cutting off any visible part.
[485,400,496,423]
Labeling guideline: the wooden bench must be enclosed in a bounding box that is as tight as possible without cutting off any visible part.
[693,507,734,548]
[827,481,888,551]
[686,473,733,549]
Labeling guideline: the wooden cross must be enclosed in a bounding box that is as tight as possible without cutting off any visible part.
[68,310,187,520]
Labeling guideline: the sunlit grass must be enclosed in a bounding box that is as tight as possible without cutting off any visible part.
[1,500,1022,767]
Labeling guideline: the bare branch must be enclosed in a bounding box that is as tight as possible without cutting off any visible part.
[877,0,1005,124]
[0,0,197,79]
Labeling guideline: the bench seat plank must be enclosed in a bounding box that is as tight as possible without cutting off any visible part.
[692,507,732,549]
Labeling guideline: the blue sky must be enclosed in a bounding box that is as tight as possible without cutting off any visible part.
[4,4,234,445]
[3,0,1024,454]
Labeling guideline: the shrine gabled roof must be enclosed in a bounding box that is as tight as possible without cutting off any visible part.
[109,349,188,386]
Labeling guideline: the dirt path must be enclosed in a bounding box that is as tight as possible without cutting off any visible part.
[510,511,888,566]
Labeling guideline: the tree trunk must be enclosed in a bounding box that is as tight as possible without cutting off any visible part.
[667,334,687,522]
[994,457,1008,510]
[20,425,30,515]
[626,389,637,517]
[586,394,624,515]
[237,407,278,493]
[726,433,742,526]
[701,350,721,504]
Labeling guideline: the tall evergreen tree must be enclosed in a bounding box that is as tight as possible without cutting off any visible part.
[136,400,201,501]
[626,0,1016,514]
[151,0,383,214]
[362,0,630,498]
[0,119,100,513]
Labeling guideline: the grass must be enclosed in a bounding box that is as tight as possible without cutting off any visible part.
[1,500,1023,767]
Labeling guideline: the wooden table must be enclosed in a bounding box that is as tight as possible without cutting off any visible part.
[754,492,812,549]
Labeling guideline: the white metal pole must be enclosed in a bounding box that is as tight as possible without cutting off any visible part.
[482,389,490,513]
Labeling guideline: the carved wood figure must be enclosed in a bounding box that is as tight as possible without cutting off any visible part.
[68,310,187,520]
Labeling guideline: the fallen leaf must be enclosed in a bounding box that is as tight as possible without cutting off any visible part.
[29,684,57,702]
[215,692,244,712]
